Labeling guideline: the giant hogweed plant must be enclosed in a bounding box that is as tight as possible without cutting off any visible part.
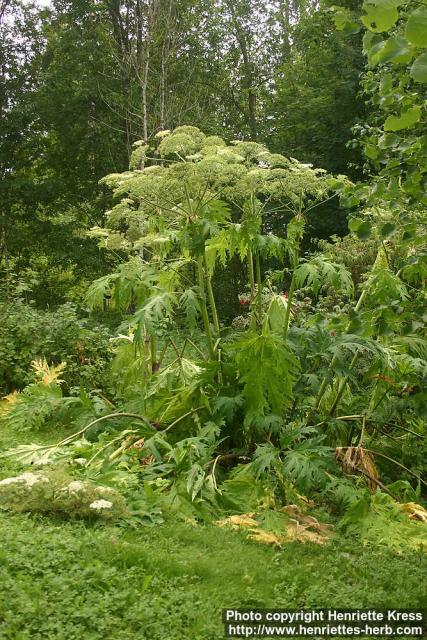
[84,128,352,433]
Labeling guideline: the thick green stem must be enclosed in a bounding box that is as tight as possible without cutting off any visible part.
[197,254,215,359]
[143,335,151,381]
[354,287,367,313]
[150,334,158,373]
[255,251,263,328]
[204,255,220,336]
[328,352,359,416]
[281,222,301,340]
[283,260,298,343]
[247,248,255,300]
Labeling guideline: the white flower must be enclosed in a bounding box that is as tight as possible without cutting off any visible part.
[89,499,113,511]
[67,481,86,494]
[0,477,21,486]
[155,129,170,139]
[0,473,49,488]
[20,472,49,487]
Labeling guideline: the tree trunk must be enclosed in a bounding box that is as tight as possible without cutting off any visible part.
[225,0,257,140]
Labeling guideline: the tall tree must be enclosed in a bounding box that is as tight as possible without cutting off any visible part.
[268,1,366,176]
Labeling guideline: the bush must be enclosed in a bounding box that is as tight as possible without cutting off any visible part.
[0,470,127,520]
[0,301,112,394]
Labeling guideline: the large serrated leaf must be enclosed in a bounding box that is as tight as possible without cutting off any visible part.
[0,444,62,465]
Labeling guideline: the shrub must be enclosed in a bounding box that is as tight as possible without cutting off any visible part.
[0,301,112,394]
[0,470,127,520]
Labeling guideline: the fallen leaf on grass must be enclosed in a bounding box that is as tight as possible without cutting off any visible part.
[282,505,333,533]
[248,529,282,546]
[216,507,333,546]
[285,522,331,545]
[399,502,427,523]
[216,514,258,528]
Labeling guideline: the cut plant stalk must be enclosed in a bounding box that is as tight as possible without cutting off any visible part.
[204,254,220,336]
[247,248,255,300]
[255,251,263,328]
[338,446,426,487]
[0,412,158,465]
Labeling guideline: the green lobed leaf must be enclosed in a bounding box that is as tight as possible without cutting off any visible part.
[348,217,372,239]
[376,36,414,65]
[410,53,427,83]
[334,7,361,34]
[384,106,421,131]
[294,256,354,296]
[361,0,403,33]
[380,222,396,237]
[363,32,386,65]
[179,289,201,330]
[231,329,300,427]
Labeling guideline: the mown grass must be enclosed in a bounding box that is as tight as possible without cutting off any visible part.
[1,512,426,640]
[0,424,426,639]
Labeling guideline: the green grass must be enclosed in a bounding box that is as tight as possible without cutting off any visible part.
[0,513,426,639]
[0,424,426,639]
[0,422,72,450]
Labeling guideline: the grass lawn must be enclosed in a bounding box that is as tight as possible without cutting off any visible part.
[0,426,426,639]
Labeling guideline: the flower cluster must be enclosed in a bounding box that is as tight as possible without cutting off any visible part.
[89,499,113,511]
[0,472,49,488]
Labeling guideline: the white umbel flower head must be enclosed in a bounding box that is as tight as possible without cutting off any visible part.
[0,477,21,486]
[89,499,113,511]
[20,473,48,487]
[74,458,87,466]
[0,473,48,487]
[67,481,86,494]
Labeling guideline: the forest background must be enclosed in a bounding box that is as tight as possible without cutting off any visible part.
[1,0,365,308]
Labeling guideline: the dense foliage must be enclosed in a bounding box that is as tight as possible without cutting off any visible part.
[0,301,112,394]
[0,0,426,567]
